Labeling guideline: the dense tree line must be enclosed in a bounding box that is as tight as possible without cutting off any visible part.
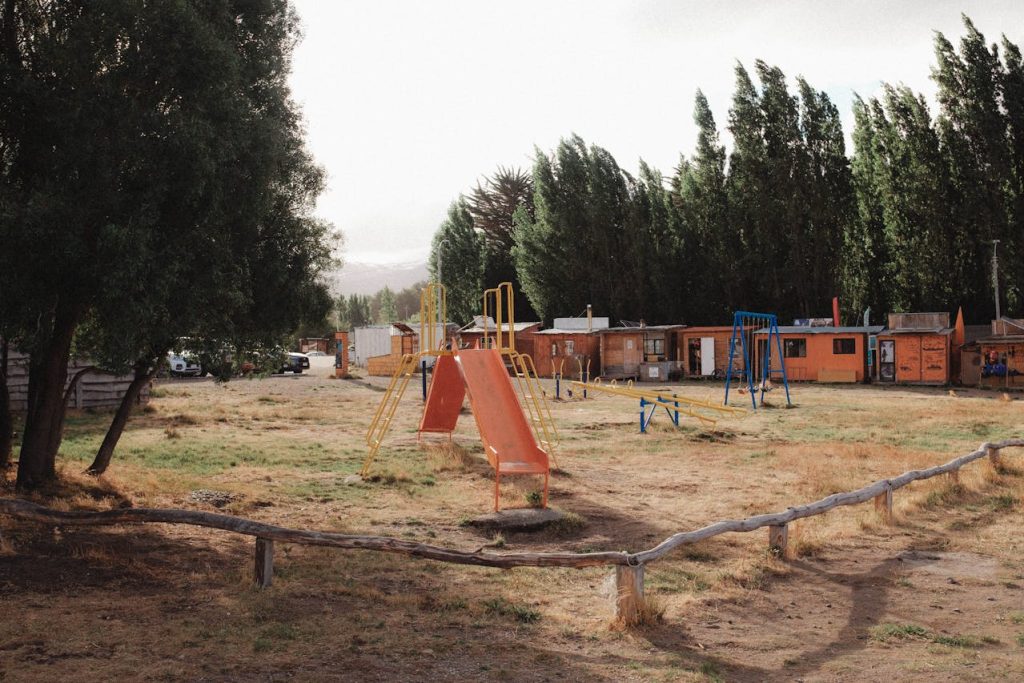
[430,16,1021,326]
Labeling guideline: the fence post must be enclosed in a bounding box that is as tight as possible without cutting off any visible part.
[614,564,645,625]
[987,445,1001,468]
[874,487,893,525]
[255,538,274,588]
[947,468,960,484]
[768,524,788,557]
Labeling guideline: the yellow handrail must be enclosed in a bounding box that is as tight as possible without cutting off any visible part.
[510,352,560,466]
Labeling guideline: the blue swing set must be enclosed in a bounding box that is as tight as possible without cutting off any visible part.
[724,311,792,409]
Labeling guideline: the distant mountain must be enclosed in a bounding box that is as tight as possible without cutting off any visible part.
[331,260,429,295]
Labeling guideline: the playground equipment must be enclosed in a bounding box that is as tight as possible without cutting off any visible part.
[363,283,557,511]
[553,356,592,400]
[570,379,743,432]
[724,311,792,409]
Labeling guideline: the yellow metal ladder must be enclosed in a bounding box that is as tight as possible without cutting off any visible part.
[362,353,420,475]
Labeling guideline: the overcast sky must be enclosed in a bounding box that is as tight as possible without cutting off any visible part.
[288,1,1024,266]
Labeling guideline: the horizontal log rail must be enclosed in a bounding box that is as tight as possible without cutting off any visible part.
[1,438,1021,622]
[0,500,630,569]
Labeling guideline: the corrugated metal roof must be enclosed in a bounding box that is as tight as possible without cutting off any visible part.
[755,325,885,335]
[552,316,610,331]
[977,335,1024,344]
[880,327,953,335]
[601,324,686,333]
[464,321,544,333]
[534,328,602,336]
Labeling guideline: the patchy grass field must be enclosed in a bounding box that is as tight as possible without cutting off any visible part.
[2,372,1024,681]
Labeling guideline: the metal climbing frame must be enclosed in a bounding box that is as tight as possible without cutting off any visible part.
[723,311,792,409]
[363,283,452,475]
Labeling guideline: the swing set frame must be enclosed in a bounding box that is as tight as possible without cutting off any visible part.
[724,311,792,409]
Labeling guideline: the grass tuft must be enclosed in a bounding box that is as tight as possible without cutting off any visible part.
[482,597,541,624]
[870,623,929,642]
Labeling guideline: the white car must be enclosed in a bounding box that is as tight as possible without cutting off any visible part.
[167,352,204,377]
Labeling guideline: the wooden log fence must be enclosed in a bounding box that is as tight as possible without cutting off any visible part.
[1,438,1021,624]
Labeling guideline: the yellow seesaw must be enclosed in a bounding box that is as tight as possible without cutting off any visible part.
[568,379,744,431]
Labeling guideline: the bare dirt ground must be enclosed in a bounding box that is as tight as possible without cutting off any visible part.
[1,370,1023,681]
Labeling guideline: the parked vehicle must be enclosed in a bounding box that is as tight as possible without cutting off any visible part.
[167,351,204,378]
[305,350,326,357]
[280,352,310,374]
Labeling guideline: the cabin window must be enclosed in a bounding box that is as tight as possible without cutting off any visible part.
[565,340,575,355]
[833,338,856,355]
[644,338,664,356]
[784,339,806,358]
[551,343,557,357]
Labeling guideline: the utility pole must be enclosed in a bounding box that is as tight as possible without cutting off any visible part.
[992,239,1001,321]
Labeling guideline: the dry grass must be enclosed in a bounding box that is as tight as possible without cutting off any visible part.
[2,377,1023,680]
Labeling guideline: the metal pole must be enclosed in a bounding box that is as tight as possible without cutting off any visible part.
[992,239,1001,321]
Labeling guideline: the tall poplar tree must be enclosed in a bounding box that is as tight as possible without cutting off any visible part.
[675,90,733,323]
[429,199,483,324]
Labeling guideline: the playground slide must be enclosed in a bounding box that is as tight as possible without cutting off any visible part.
[419,354,465,434]
[455,349,549,475]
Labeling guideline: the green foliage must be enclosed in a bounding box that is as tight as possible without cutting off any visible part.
[432,15,1022,328]
[513,134,676,323]
[0,0,335,486]
[468,167,538,319]
[428,198,483,324]
[375,286,398,324]
[338,294,372,330]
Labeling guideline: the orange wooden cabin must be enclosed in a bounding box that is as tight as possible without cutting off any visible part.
[876,313,953,385]
[757,326,884,383]
[528,316,609,378]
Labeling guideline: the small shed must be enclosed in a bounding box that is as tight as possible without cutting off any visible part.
[531,316,609,378]
[955,321,992,387]
[298,337,330,354]
[756,326,884,383]
[458,317,541,359]
[599,324,684,381]
[876,313,953,385]
[352,325,393,367]
[677,326,741,378]
[975,317,1024,388]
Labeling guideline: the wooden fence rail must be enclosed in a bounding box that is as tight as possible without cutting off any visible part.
[1,438,1021,623]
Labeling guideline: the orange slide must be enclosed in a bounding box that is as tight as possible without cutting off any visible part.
[454,349,550,511]
[418,354,465,436]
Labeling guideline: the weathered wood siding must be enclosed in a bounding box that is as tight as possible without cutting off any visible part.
[5,351,150,412]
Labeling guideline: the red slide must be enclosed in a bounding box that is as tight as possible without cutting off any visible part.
[455,348,549,510]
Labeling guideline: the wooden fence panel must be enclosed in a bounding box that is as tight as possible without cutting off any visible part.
[4,351,149,412]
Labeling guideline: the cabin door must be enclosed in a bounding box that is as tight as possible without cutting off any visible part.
[700,337,715,376]
[879,340,895,382]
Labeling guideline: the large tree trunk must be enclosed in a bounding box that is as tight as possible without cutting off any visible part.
[16,305,79,490]
[87,358,158,475]
[0,338,12,469]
